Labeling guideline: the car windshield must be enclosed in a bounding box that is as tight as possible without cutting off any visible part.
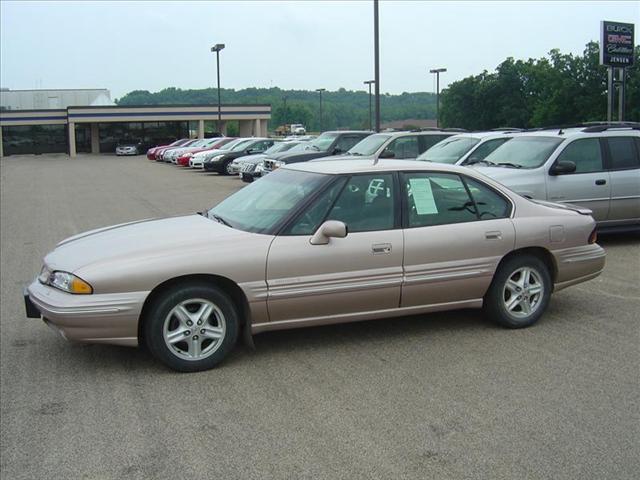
[483,136,564,168]
[417,136,480,163]
[266,142,297,154]
[229,139,255,152]
[348,134,392,156]
[306,133,339,152]
[208,168,329,233]
[219,138,248,151]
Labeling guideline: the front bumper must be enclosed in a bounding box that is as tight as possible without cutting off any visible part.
[24,280,148,347]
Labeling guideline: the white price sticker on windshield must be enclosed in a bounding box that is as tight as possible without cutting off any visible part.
[409,178,438,215]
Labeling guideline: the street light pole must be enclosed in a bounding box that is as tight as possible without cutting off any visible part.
[211,43,225,134]
[373,0,380,132]
[364,80,374,130]
[282,95,288,125]
[316,88,326,132]
[429,67,446,128]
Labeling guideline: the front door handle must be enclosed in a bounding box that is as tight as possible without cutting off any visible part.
[485,231,502,240]
[372,243,392,254]
[595,179,607,186]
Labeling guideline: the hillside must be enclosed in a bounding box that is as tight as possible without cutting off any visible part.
[116,87,437,131]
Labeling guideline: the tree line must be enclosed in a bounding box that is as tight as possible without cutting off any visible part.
[117,87,437,131]
[440,42,640,129]
[116,41,639,131]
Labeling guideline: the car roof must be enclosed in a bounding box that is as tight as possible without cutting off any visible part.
[283,159,471,175]
[320,130,373,135]
[507,125,640,139]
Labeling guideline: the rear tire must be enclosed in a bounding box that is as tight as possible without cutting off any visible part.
[483,254,551,329]
[144,282,239,372]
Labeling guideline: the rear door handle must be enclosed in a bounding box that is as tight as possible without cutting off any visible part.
[595,179,606,186]
[485,231,502,240]
[372,243,392,254]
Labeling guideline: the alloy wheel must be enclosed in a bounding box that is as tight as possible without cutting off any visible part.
[502,266,544,319]
[162,298,226,361]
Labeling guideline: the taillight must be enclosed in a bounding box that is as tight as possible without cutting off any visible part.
[588,228,597,244]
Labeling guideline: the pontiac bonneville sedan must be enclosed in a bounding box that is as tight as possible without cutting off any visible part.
[25,160,605,372]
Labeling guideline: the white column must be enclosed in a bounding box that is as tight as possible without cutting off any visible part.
[68,122,76,157]
[239,120,253,137]
[198,119,205,139]
[90,123,100,153]
[260,119,269,137]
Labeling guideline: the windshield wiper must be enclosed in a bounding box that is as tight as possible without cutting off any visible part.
[208,212,232,227]
[466,159,496,166]
[496,162,522,169]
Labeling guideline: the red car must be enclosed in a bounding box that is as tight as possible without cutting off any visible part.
[146,139,190,160]
[176,137,237,166]
[155,139,200,162]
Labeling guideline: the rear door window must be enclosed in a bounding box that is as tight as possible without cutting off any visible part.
[606,137,639,170]
[335,135,366,153]
[386,136,420,159]
[418,134,449,153]
[401,173,477,227]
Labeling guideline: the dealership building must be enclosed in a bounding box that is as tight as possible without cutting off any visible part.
[0,89,271,157]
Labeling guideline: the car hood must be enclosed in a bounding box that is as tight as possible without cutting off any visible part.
[468,165,532,182]
[270,149,330,163]
[233,153,266,164]
[44,214,252,274]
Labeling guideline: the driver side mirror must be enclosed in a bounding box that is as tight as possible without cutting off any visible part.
[379,149,395,159]
[332,147,343,155]
[549,160,576,175]
[310,220,348,245]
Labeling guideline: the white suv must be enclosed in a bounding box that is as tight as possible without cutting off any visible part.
[418,130,520,165]
[466,124,640,231]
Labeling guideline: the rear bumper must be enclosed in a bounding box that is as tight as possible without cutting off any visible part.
[552,243,606,292]
[25,280,147,347]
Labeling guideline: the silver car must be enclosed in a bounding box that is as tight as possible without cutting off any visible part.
[465,125,640,231]
[25,160,605,372]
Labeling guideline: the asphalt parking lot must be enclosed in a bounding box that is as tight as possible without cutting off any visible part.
[1,154,639,479]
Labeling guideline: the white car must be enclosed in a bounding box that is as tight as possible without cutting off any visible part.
[418,130,520,166]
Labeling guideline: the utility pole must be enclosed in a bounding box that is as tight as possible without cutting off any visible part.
[429,68,447,128]
[364,80,375,130]
[316,88,326,132]
[282,96,288,125]
[211,43,225,134]
[373,0,380,132]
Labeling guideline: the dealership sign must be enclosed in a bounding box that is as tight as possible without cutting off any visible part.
[600,21,635,67]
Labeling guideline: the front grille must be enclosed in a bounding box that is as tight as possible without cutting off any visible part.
[241,163,256,173]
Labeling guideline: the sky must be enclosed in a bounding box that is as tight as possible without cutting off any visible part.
[1,1,638,99]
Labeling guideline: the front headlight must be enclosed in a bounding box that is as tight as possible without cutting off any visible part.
[274,160,285,168]
[39,267,93,294]
[210,155,224,162]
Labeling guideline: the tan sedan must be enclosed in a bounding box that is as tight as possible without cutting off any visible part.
[25,160,605,372]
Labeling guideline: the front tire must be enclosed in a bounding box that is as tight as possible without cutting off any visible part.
[483,254,551,329]
[144,283,239,372]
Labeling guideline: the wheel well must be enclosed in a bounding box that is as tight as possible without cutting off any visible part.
[137,274,250,346]
[499,247,558,283]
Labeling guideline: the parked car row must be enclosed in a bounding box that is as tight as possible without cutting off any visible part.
[145,123,640,232]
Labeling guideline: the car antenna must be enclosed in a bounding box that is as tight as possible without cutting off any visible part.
[558,128,564,135]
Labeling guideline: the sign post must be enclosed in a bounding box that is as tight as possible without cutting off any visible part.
[600,21,635,121]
